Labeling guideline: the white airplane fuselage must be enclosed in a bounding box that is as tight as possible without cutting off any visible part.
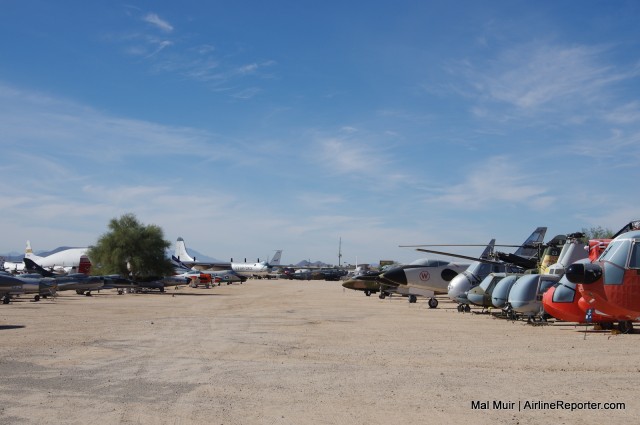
[231,262,271,277]
[26,246,88,273]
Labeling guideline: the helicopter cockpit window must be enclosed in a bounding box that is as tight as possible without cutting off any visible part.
[629,241,640,269]
[539,279,557,294]
[552,280,576,303]
[599,239,631,268]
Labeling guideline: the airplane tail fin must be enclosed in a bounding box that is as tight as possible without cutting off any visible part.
[480,239,496,259]
[174,237,196,263]
[23,257,55,277]
[78,255,92,275]
[270,250,283,266]
[514,227,547,258]
[24,240,43,262]
[171,255,194,272]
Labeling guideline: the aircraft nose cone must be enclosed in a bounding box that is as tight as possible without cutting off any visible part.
[380,269,407,286]
[342,280,357,290]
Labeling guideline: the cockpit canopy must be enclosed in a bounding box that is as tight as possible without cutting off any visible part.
[598,230,640,270]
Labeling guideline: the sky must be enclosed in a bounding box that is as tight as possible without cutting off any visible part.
[1,1,640,265]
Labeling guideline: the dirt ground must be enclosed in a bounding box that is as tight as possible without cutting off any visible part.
[0,279,638,425]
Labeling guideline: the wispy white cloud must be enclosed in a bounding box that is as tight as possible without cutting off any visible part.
[427,156,554,210]
[0,82,238,166]
[107,9,277,96]
[459,42,640,117]
[231,87,261,99]
[146,40,173,57]
[605,101,640,124]
[143,13,173,33]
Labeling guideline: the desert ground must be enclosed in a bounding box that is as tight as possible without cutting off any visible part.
[0,279,638,425]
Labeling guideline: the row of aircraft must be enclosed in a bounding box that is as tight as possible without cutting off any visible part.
[342,221,640,333]
[0,237,287,304]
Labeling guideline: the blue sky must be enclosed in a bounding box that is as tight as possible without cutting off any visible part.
[2,1,640,265]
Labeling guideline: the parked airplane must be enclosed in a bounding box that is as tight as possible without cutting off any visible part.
[173,237,282,278]
[342,271,383,296]
[377,258,471,307]
[1,259,25,274]
[171,256,246,285]
[341,268,429,300]
[24,240,90,274]
[23,258,103,295]
[0,273,57,303]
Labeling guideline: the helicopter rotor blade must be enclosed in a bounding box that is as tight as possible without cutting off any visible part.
[413,248,500,264]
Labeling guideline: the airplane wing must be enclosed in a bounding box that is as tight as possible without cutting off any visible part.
[171,255,233,273]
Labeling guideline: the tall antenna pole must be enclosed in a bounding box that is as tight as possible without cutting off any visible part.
[338,237,342,267]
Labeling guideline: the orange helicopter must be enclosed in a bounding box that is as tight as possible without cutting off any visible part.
[560,221,640,333]
[541,236,611,325]
[542,221,640,332]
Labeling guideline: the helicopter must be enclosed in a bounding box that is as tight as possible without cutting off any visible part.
[565,229,640,333]
[505,273,561,322]
[401,227,548,312]
[467,272,524,311]
[542,220,640,332]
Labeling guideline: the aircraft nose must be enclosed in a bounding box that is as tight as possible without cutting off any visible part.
[380,269,407,286]
[342,280,356,290]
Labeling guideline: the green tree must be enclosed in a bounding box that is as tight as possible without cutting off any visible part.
[87,213,174,279]
[581,226,615,241]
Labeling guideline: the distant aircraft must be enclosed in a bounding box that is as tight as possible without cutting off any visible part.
[1,259,25,274]
[24,240,90,274]
[173,237,282,279]
[23,258,103,296]
[171,256,246,285]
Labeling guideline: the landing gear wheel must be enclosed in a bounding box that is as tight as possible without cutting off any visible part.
[618,321,634,334]
[428,298,438,309]
[409,295,417,303]
[364,290,371,297]
[76,290,85,295]
[2,296,10,304]
[457,304,464,312]
[33,295,40,302]
[463,304,471,313]
[379,292,386,299]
